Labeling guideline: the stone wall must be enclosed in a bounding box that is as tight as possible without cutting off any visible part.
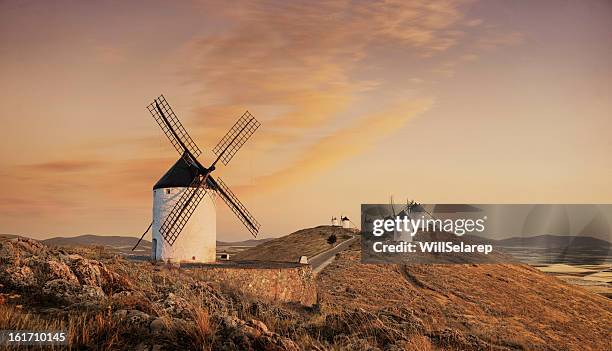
[195,264,317,306]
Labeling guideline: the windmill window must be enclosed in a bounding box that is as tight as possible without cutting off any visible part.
[166,189,171,194]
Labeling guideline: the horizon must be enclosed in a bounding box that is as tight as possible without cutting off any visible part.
[7,230,611,246]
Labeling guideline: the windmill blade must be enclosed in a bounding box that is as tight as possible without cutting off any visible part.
[158,174,208,245]
[212,111,260,166]
[210,177,260,237]
[147,95,202,162]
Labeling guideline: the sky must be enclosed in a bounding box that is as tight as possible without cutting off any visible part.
[1,0,611,241]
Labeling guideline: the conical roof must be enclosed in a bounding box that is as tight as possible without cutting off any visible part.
[153,157,199,190]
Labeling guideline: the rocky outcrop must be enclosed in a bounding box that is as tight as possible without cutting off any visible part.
[42,279,106,305]
[0,238,305,350]
[0,238,130,307]
[216,316,300,351]
[68,256,131,294]
[157,292,192,319]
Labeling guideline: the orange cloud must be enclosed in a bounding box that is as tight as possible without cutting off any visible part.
[245,98,433,191]
[177,0,469,190]
[19,160,101,172]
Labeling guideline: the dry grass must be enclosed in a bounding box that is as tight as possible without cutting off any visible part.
[3,238,610,350]
[0,304,125,350]
[316,239,612,351]
[233,225,353,262]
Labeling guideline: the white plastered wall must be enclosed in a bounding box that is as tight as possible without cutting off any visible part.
[152,187,216,263]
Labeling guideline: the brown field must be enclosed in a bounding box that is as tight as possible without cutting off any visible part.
[317,240,612,350]
[1,235,610,350]
[535,263,612,298]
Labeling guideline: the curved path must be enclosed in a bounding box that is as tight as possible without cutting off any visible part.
[309,236,357,273]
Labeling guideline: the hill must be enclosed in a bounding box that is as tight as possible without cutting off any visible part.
[0,233,609,350]
[495,234,611,249]
[232,225,354,262]
[317,239,612,350]
[217,238,274,247]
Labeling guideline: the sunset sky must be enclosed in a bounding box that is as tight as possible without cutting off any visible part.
[1,0,611,241]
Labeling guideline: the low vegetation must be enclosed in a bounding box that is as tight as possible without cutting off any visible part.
[1,235,610,350]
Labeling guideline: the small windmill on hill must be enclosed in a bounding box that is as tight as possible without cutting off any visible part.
[136,95,261,263]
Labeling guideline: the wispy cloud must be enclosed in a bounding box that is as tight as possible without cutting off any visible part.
[245,98,433,190]
[179,0,469,189]
[19,160,101,173]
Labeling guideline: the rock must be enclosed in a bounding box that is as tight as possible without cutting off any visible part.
[150,317,168,334]
[248,319,269,333]
[157,293,191,319]
[26,257,79,285]
[254,333,301,351]
[14,238,46,257]
[125,309,154,328]
[69,257,130,294]
[71,258,103,286]
[218,316,299,351]
[0,266,36,289]
[220,315,243,329]
[151,345,163,351]
[0,241,18,265]
[110,290,132,299]
[59,254,85,264]
[42,279,106,305]
[240,324,262,338]
[101,267,132,293]
[0,239,46,266]
[113,309,128,320]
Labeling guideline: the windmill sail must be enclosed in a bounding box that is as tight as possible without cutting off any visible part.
[210,177,260,237]
[148,94,261,249]
[158,174,208,245]
[147,95,202,162]
[212,111,260,166]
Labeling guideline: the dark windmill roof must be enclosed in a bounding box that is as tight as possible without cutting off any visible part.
[153,157,199,190]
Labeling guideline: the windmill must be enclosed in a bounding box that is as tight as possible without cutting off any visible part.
[340,215,351,229]
[140,95,261,263]
[331,216,339,226]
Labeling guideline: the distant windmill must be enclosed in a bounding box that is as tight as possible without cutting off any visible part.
[341,215,351,229]
[135,95,261,263]
[331,216,339,226]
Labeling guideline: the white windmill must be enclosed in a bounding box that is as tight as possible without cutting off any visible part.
[341,215,351,229]
[331,216,338,226]
[134,95,261,263]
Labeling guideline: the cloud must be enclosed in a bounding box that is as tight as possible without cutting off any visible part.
[20,160,100,173]
[181,0,469,125]
[0,157,170,220]
[177,0,468,189]
[245,98,433,191]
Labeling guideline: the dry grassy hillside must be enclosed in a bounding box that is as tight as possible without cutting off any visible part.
[233,225,353,262]
[317,240,612,350]
[1,235,610,350]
